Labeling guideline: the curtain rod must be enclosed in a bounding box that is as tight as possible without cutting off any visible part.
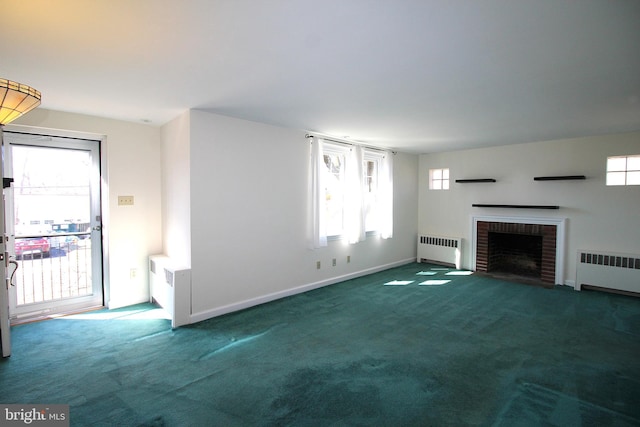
[305,133,395,154]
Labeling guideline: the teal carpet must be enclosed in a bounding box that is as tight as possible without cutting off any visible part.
[1,263,639,426]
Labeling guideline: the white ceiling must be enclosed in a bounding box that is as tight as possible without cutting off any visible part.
[2,0,639,153]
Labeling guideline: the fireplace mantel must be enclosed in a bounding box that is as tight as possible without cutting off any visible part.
[470,215,567,285]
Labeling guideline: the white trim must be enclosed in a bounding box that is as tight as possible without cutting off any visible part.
[364,149,385,161]
[4,123,105,142]
[3,124,110,307]
[470,215,566,285]
[100,139,111,308]
[429,168,450,190]
[322,140,350,155]
[0,127,10,356]
[189,257,415,324]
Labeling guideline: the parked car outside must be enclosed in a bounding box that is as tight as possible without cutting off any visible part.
[49,222,89,249]
[15,237,51,258]
[48,234,79,249]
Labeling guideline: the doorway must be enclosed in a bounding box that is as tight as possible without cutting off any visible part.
[3,131,104,323]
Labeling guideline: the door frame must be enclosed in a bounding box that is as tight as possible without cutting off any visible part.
[3,124,111,313]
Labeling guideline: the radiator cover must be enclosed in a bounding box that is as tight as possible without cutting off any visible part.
[575,250,640,294]
[149,255,191,327]
[417,235,462,269]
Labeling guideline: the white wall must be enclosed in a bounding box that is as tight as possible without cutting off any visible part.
[160,112,191,267]
[12,109,163,308]
[418,131,640,283]
[10,108,419,321]
[14,108,636,318]
[188,110,419,321]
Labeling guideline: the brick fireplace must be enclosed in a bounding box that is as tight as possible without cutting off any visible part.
[472,216,566,286]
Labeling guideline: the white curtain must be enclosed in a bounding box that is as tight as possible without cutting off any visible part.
[344,145,366,244]
[308,137,327,248]
[379,151,394,239]
[308,137,392,247]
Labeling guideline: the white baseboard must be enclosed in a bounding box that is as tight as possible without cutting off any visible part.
[189,257,416,325]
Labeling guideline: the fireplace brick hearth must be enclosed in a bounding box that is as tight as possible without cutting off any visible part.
[476,221,557,284]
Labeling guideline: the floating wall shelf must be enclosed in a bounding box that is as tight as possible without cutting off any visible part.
[472,204,560,210]
[533,175,586,181]
[455,179,497,183]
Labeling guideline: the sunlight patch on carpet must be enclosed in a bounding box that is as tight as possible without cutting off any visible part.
[132,329,173,342]
[416,271,438,276]
[199,329,272,360]
[418,280,451,286]
[61,307,170,321]
[445,271,473,276]
[384,280,414,286]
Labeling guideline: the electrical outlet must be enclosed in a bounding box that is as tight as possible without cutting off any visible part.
[316,261,321,269]
[332,258,336,267]
[118,195,134,206]
[130,268,137,279]
[347,255,351,263]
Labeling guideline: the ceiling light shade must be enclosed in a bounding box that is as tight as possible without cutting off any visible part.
[0,78,41,125]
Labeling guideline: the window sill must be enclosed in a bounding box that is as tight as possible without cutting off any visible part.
[326,231,380,242]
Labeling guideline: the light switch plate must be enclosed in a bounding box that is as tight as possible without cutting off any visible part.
[118,195,134,206]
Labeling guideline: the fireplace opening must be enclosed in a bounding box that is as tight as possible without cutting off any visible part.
[488,232,543,279]
[475,221,557,287]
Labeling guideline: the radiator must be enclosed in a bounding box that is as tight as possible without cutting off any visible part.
[575,250,640,294]
[417,235,462,269]
[149,255,191,328]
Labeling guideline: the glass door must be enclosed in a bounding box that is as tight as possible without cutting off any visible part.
[1,128,10,356]
[4,132,103,322]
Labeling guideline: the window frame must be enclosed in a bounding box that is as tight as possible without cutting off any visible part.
[322,143,350,239]
[363,150,384,234]
[429,168,450,190]
[321,143,388,239]
[606,155,640,186]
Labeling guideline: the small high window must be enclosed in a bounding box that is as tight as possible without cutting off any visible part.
[606,155,640,186]
[429,168,450,190]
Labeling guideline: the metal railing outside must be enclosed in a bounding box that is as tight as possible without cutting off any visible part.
[13,236,92,306]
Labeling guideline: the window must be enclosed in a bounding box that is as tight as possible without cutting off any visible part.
[429,168,449,190]
[364,152,384,232]
[363,150,387,232]
[607,155,640,186]
[321,144,385,237]
[322,145,348,237]
[310,138,393,246]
